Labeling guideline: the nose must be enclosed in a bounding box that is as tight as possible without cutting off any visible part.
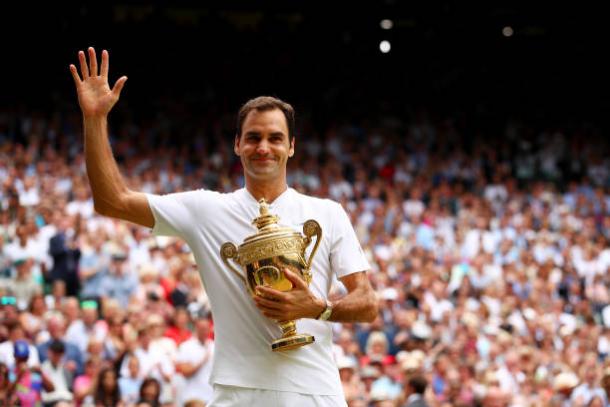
[255,139,270,155]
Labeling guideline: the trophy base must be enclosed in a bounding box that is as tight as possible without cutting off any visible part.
[271,334,315,352]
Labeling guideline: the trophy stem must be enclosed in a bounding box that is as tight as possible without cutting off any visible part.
[272,320,315,352]
[279,321,297,337]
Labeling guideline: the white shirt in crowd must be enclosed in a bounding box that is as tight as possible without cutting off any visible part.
[174,337,215,405]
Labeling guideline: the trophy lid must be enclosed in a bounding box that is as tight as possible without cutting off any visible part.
[252,199,281,231]
[237,198,304,265]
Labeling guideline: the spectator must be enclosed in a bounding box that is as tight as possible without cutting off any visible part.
[402,374,429,407]
[93,367,122,407]
[175,316,214,406]
[5,258,41,310]
[7,339,53,406]
[118,355,142,405]
[37,313,84,376]
[137,377,161,407]
[48,216,81,296]
[40,339,73,405]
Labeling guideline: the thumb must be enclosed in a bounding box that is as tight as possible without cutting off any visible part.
[283,268,307,290]
[112,76,128,97]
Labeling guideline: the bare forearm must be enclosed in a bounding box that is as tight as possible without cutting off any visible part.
[84,116,129,214]
[326,286,378,323]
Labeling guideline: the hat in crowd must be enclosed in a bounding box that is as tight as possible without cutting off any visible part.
[111,250,128,261]
[336,356,357,371]
[411,320,432,340]
[553,371,579,391]
[369,387,392,402]
[381,287,398,301]
[361,366,380,379]
[396,350,425,372]
[13,340,29,359]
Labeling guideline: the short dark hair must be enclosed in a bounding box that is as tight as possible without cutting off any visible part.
[408,375,427,395]
[49,339,65,354]
[236,96,295,141]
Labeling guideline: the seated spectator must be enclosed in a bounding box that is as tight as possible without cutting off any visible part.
[137,377,161,407]
[40,339,73,405]
[93,367,122,407]
[37,313,84,376]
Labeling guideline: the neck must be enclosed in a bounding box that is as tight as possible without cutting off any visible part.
[245,180,288,203]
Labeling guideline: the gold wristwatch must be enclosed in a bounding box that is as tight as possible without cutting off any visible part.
[317,299,333,321]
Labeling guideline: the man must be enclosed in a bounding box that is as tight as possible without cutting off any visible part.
[48,217,81,297]
[70,47,378,406]
[175,315,215,406]
[402,375,428,407]
[40,340,74,405]
[37,314,84,376]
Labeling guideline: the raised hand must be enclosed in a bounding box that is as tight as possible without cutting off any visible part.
[69,47,127,118]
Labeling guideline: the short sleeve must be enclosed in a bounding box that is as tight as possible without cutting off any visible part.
[329,202,370,278]
[146,191,205,238]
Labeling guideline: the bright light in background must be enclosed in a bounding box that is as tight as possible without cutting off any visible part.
[379,40,391,53]
[502,26,514,37]
[380,19,393,30]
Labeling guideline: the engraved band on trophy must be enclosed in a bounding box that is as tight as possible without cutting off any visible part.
[220,199,322,352]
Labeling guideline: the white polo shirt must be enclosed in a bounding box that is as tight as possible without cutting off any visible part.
[147,187,369,395]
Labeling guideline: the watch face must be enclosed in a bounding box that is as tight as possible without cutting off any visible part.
[320,306,332,321]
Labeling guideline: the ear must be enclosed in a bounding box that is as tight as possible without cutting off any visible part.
[288,137,295,157]
[234,134,240,156]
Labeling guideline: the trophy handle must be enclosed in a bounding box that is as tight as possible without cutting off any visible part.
[220,242,252,295]
[302,220,322,282]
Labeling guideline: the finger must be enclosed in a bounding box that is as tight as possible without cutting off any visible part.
[100,49,109,78]
[69,64,82,86]
[283,269,307,290]
[112,76,128,97]
[253,296,283,310]
[256,286,286,301]
[78,51,89,79]
[262,310,286,320]
[88,47,98,76]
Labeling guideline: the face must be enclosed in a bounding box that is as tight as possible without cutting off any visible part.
[234,109,294,185]
[102,370,117,390]
[196,319,210,341]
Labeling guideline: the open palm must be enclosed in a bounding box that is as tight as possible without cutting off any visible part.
[69,47,127,118]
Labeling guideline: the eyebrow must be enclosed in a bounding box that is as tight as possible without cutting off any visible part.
[244,131,286,138]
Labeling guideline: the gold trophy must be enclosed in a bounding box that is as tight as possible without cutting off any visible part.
[220,198,322,351]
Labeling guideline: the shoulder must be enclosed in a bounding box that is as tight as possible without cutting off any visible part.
[290,189,343,212]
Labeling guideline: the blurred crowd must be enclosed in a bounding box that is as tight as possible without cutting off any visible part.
[0,107,609,407]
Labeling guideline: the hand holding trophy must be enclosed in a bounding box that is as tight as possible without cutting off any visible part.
[220,199,322,351]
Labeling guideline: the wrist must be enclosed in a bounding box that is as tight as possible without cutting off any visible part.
[83,114,108,123]
[311,297,326,319]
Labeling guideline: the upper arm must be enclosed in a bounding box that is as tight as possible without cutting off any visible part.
[339,271,373,294]
[102,190,155,229]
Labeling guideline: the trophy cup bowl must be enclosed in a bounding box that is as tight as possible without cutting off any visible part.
[220,199,322,351]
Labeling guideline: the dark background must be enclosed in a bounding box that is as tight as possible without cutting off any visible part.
[2,2,609,130]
